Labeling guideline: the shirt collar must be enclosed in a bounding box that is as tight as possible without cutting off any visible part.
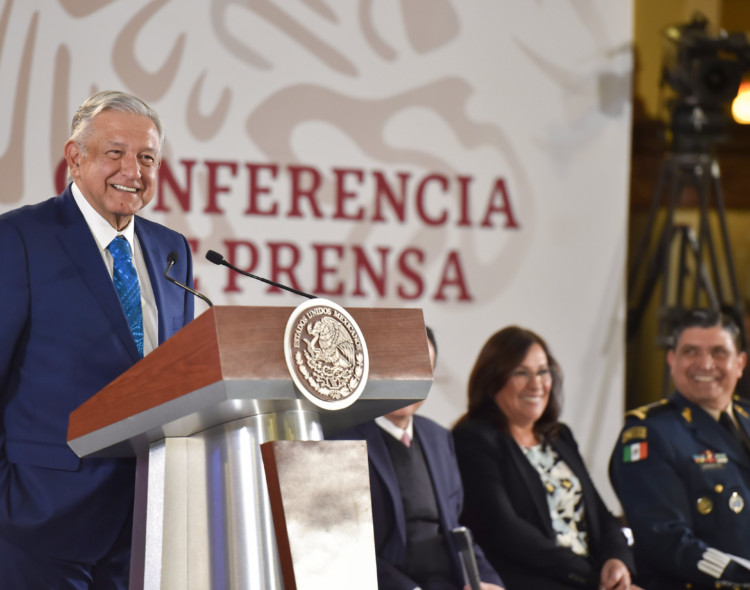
[703,401,735,423]
[375,415,414,441]
[71,182,136,252]
[675,390,736,424]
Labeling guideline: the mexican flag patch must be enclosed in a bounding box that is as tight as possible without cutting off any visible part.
[623,441,648,463]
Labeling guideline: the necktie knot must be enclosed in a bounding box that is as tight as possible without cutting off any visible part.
[108,235,133,262]
[400,431,411,448]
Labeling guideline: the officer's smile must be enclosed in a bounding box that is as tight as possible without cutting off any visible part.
[668,326,747,412]
[691,374,720,382]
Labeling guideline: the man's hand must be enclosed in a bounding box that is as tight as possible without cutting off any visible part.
[463,583,505,590]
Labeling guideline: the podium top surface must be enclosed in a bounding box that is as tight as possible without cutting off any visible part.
[68,306,432,457]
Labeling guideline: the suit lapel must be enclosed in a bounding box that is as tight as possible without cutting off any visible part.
[55,189,141,362]
[134,219,166,344]
[733,401,750,445]
[551,435,587,490]
[505,435,556,536]
[415,420,449,519]
[416,419,464,577]
[361,422,407,543]
[675,393,750,472]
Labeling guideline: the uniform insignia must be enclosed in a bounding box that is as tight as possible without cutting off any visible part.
[692,450,728,464]
[696,496,713,514]
[729,492,745,514]
[623,441,648,462]
[734,402,749,419]
[621,426,647,444]
[625,399,668,420]
[682,407,692,424]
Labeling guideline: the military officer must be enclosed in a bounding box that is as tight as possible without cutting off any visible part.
[610,308,750,590]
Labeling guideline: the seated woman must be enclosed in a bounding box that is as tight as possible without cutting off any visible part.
[452,326,639,590]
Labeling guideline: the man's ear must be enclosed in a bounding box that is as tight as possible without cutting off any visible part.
[666,348,680,381]
[64,140,81,176]
[738,351,747,374]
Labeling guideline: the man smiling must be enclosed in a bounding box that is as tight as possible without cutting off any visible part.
[610,309,750,590]
[65,107,161,231]
[0,91,194,589]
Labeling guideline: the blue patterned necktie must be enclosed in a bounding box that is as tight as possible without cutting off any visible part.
[108,236,144,357]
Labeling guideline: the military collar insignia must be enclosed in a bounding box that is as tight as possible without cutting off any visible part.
[734,403,749,419]
[682,407,693,424]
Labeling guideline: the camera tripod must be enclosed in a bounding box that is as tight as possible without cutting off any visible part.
[627,149,747,394]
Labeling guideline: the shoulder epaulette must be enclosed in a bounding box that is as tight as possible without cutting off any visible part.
[625,398,670,420]
[733,395,750,418]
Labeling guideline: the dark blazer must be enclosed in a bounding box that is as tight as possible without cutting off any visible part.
[610,392,750,589]
[453,419,633,590]
[0,186,194,563]
[333,416,503,590]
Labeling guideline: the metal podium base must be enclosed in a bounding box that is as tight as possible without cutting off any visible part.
[130,409,324,590]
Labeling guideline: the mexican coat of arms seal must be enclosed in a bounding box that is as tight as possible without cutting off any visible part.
[284,299,369,410]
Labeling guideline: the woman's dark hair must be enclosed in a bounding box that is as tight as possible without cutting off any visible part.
[456,326,562,439]
[426,326,438,363]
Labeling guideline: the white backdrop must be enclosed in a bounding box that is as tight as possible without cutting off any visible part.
[0,0,634,509]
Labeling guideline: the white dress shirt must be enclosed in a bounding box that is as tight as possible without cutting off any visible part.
[375,415,415,444]
[71,183,158,355]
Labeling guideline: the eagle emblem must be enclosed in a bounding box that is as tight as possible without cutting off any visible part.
[285,299,369,410]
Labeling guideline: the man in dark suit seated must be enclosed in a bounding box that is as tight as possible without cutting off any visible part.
[0,90,195,589]
[333,328,504,590]
[610,308,750,589]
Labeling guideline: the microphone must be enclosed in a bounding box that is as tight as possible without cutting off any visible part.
[451,527,482,590]
[164,251,214,307]
[205,250,315,300]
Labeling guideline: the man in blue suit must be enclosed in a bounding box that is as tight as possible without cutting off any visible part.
[0,90,195,588]
[333,329,504,590]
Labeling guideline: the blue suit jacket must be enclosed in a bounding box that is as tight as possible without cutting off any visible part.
[0,186,194,562]
[333,416,503,590]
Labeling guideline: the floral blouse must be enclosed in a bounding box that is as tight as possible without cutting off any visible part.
[520,442,589,557]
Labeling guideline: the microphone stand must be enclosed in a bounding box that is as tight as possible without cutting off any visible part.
[164,256,214,307]
[205,250,316,300]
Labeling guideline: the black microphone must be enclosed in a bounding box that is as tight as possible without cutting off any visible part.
[205,250,315,300]
[164,251,214,307]
[451,527,482,590]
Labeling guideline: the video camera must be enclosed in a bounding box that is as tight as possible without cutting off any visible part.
[661,13,750,151]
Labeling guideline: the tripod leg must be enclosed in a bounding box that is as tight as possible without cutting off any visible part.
[683,226,719,309]
[628,228,673,341]
[676,226,689,306]
[692,157,726,305]
[627,156,688,342]
[628,157,672,289]
[658,163,684,314]
[710,159,748,347]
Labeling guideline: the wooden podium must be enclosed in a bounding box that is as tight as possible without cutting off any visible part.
[67,305,431,590]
